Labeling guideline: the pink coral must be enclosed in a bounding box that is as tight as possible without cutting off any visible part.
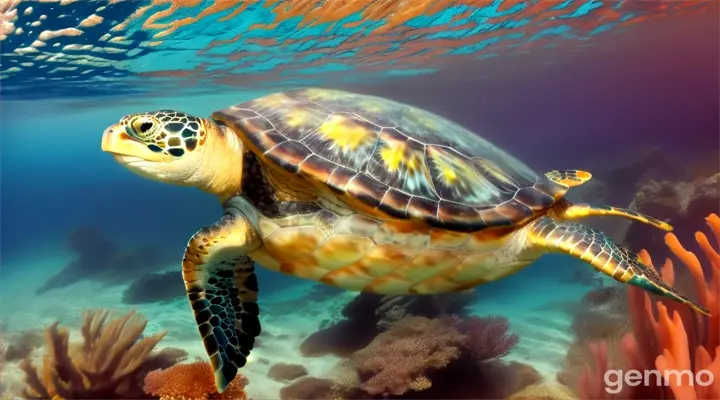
[579,213,720,399]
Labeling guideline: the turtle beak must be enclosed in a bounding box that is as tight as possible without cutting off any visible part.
[101,124,171,163]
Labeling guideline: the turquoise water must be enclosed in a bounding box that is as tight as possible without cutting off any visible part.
[1,1,718,399]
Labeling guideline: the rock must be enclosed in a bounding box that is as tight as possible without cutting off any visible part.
[279,377,337,400]
[267,362,309,383]
[624,173,719,258]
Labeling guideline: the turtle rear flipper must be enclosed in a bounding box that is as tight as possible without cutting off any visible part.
[527,216,708,316]
[551,201,674,232]
[182,209,262,392]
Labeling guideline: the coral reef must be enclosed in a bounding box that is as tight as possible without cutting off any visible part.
[300,290,475,358]
[18,309,185,399]
[574,213,720,399]
[267,362,308,383]
[36,226,175,295]
[295,309,531,399]
[122,271,185,305]
[143,361,248,400]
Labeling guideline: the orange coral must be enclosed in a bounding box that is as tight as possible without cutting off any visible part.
[19,310,169,399]
[143,361,249,400]
[580,214,720,399]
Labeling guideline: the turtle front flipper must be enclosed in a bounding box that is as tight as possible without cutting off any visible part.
[551,200,673,232]
[182,210,262,392]
[526,216,708,315]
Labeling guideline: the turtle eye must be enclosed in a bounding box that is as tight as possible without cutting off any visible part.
[130,117,156,137]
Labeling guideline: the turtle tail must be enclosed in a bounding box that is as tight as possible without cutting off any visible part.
[526,216,708,316]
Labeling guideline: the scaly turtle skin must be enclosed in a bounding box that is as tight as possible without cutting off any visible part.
[101,88,707,393]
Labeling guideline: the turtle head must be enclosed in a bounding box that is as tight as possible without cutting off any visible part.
[102,110,244,199]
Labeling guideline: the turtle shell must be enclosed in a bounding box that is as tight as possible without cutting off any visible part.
[212,88,567,232]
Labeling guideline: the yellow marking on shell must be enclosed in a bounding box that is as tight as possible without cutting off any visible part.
[441,167,457,184]
[263,226,327,262]
[474,158,517,187]
[319,114,373,151]
[380,143,406,171]
[254,93,292,108]
[247,247,281,271]
[430,150,468,185]
[379,142,422,173]
[312,234,375,269]
[285,109,311,127]
[430,229,469,249]
[303,88,340,100]
[391,248,463,284]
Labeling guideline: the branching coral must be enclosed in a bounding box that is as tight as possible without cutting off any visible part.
[349,316,468,396]
[143,361,248,400]
[18,309,179,399]
[454,316,520,361]
[578,213,720,399]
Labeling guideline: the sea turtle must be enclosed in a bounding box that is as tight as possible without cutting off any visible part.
[101,88,707,392]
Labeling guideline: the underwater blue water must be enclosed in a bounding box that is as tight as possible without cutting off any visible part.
[0,1,718,399]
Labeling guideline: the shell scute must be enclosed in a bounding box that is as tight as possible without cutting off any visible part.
[377,188,411,219]
[514,187,555,211]
[246,130,286,155]
[301,113,380,171]
[264,141,312,174]
[366,128,437,200]
[326,166,356,194]
[298,154,336,183]
[345,174,388,209]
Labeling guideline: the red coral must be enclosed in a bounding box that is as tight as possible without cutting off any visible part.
[349,316,468,396]
[143,361,248,400]
[579,213,720,399]
[454,315,520,361]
